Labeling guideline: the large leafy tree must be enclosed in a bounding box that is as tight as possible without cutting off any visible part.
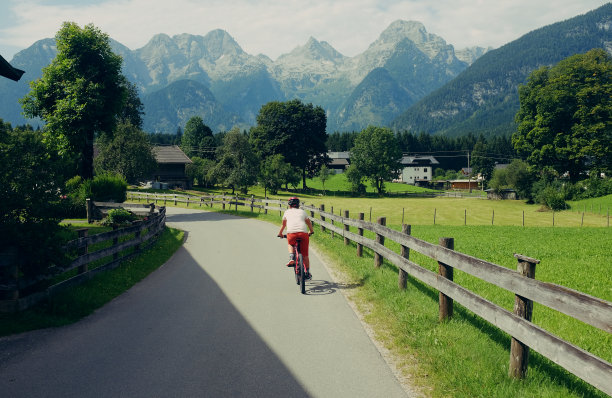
[94,122,157,183]
[250,99,327,188]
[181,116,215,159]
[0,120,67,278]
[212,128,259,194]
[21,22,129,179]
[471,137,496,184]
[350,126,402,194]
[513,49,612,181]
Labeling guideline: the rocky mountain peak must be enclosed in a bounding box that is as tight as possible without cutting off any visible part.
[375,20,451,59]
[201,29,245,60]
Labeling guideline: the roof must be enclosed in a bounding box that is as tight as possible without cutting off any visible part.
[327,151,351,159]
[0,54,25,81]
[329,158,349,167]
[152,145,193,164]
[400,155,439,166]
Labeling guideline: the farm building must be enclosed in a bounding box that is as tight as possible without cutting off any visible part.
[151,145,193,189]
[399,156,439,184]
[327,151,350,173]
[450,180,479,190]
[485,189,517,200]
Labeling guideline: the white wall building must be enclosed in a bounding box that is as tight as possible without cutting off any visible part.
[399,156,439,184]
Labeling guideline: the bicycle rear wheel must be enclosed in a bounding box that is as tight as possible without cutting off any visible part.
[298,254,305,294]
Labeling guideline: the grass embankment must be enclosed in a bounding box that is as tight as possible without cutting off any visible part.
[150,190,610,398]
[0,226,184,337]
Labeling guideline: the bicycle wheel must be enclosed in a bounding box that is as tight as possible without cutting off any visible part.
[294,248,300,285]
[298,253,305,294]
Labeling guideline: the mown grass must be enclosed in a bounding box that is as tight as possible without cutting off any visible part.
[162,197,611,398]
[0,227,184,337]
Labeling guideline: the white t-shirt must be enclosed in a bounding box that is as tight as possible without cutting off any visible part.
[283,208,309,233]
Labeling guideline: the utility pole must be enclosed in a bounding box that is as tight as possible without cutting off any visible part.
[467,150,472,193]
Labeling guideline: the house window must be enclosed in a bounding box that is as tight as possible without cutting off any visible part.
[424,168,428,172]
[424,176,427,180]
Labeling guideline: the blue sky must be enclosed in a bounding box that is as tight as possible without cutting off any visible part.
[1,0,609,61]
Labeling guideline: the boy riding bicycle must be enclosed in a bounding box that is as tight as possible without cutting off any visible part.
[277,197,315,279]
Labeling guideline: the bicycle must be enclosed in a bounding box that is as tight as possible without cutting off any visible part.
[280,234,309,294]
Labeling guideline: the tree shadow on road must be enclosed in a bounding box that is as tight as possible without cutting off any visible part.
[305,279,363,296]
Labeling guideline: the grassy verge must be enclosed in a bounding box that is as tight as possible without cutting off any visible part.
[161,200,610,397]
[0,227,184,337]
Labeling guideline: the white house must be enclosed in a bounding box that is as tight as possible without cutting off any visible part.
[399,155,439,184]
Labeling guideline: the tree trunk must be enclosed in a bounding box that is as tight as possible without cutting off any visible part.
[302,168,307,189]
[82,131,95,179]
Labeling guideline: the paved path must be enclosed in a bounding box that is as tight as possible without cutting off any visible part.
[0,207,411,397]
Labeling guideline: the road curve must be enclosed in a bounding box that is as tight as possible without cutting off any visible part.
[0,207,411,397]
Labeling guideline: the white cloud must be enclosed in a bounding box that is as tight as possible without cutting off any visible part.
[0,0,608,60]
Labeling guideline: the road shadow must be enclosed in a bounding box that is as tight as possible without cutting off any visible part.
[0,247,311,398]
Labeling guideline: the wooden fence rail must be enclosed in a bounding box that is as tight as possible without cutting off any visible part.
[0,206,166,313]
[125,192,611,395]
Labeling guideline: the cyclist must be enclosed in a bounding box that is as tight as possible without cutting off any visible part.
[277,197,315,279]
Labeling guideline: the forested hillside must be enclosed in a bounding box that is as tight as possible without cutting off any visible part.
[391,3,612,138]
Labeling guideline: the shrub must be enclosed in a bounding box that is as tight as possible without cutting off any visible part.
[535,184,570,211]
[101,208,138,226]
[85,173,128,203]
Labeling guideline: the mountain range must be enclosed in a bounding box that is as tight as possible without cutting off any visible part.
[0,20,483,133]
[1,3,610,137]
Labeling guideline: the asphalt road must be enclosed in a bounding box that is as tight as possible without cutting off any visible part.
[0,207,411,397]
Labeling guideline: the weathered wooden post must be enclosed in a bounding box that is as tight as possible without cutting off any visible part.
[330,206,335,238]
[344,210,350,245]
[509,254,539,379]
[438,237,454,321]
[236,194,239,212]
[319,205,326,232]
[399,224,411,289]
[264,197,268,215]
[134,223,142,253]
[250,195,254,212]
[357,213,364,257]
[77,229,89,274]
[86,198,94,224]
[222,193,226,210]
[374,217,386,268]
[149,203,155,216]
[186,196,189,207]
[279,202,282,217]
[174,195,177,206]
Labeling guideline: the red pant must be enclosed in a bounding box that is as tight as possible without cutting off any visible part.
[287,232,309,257]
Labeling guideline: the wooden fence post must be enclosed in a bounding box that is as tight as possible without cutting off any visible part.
[320,205,326,232]
[374,217,386,268]
[399,224,411,289]
[264,197,267,215]
[357,213,364,257]
[250,195,254,212]
[330,206,335,238]
[509,254,539,379]
[186,196,189,207]
[86,198,94,224]
[344,210,350,245]
[134,224,142,253]
[174,195,177,206]
[438,237,454,321]
[222,193,226,210]
[78,229,89,274]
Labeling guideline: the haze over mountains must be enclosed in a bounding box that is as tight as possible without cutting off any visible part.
[1,3,610,137]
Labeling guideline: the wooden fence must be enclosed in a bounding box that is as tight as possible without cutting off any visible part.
[0,205,166,313]
[127,191,612,395]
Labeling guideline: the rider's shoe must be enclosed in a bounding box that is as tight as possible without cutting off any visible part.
[286,254,295,267]
[305,271,312,280]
